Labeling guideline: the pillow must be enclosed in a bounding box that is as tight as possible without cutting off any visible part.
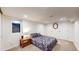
[31,33,37,38]
[37,33,41,36]
[31,33,41,38]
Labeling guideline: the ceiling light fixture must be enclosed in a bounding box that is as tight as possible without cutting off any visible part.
[60,17,67,21]
[23,14,28,18]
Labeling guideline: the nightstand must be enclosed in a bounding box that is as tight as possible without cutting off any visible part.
[20,38,32,48]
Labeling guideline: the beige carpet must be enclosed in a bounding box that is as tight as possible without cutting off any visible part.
[7,39,77,51]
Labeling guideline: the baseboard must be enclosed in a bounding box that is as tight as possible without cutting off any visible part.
[7,44,19,51]
[73,42,79,51]
[58,39,73,42]
[1,44,19,51]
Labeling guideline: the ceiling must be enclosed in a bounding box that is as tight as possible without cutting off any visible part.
[1,7,79,24]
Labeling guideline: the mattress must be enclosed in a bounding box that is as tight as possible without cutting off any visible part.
[31,35,57,51]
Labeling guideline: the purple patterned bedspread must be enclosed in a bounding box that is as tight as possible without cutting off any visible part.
[31,33,57,51]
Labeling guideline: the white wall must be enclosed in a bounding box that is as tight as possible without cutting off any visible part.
[45,20,79,50]
[22,21,38,33]
[1,16,46,50]
[45,22,74,41]
[1,14,79,50]
[22,20,45,35]
[74,20,79,50]
[36,24,46,35]
[1,15,23,50]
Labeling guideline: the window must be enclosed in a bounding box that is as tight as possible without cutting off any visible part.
[12,20,21,33]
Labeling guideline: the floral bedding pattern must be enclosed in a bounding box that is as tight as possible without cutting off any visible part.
[31,33,57,51]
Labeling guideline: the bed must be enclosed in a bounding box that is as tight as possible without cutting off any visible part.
[31,33,57,51]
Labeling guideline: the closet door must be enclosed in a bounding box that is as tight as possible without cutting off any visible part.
[0,13,1,50]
